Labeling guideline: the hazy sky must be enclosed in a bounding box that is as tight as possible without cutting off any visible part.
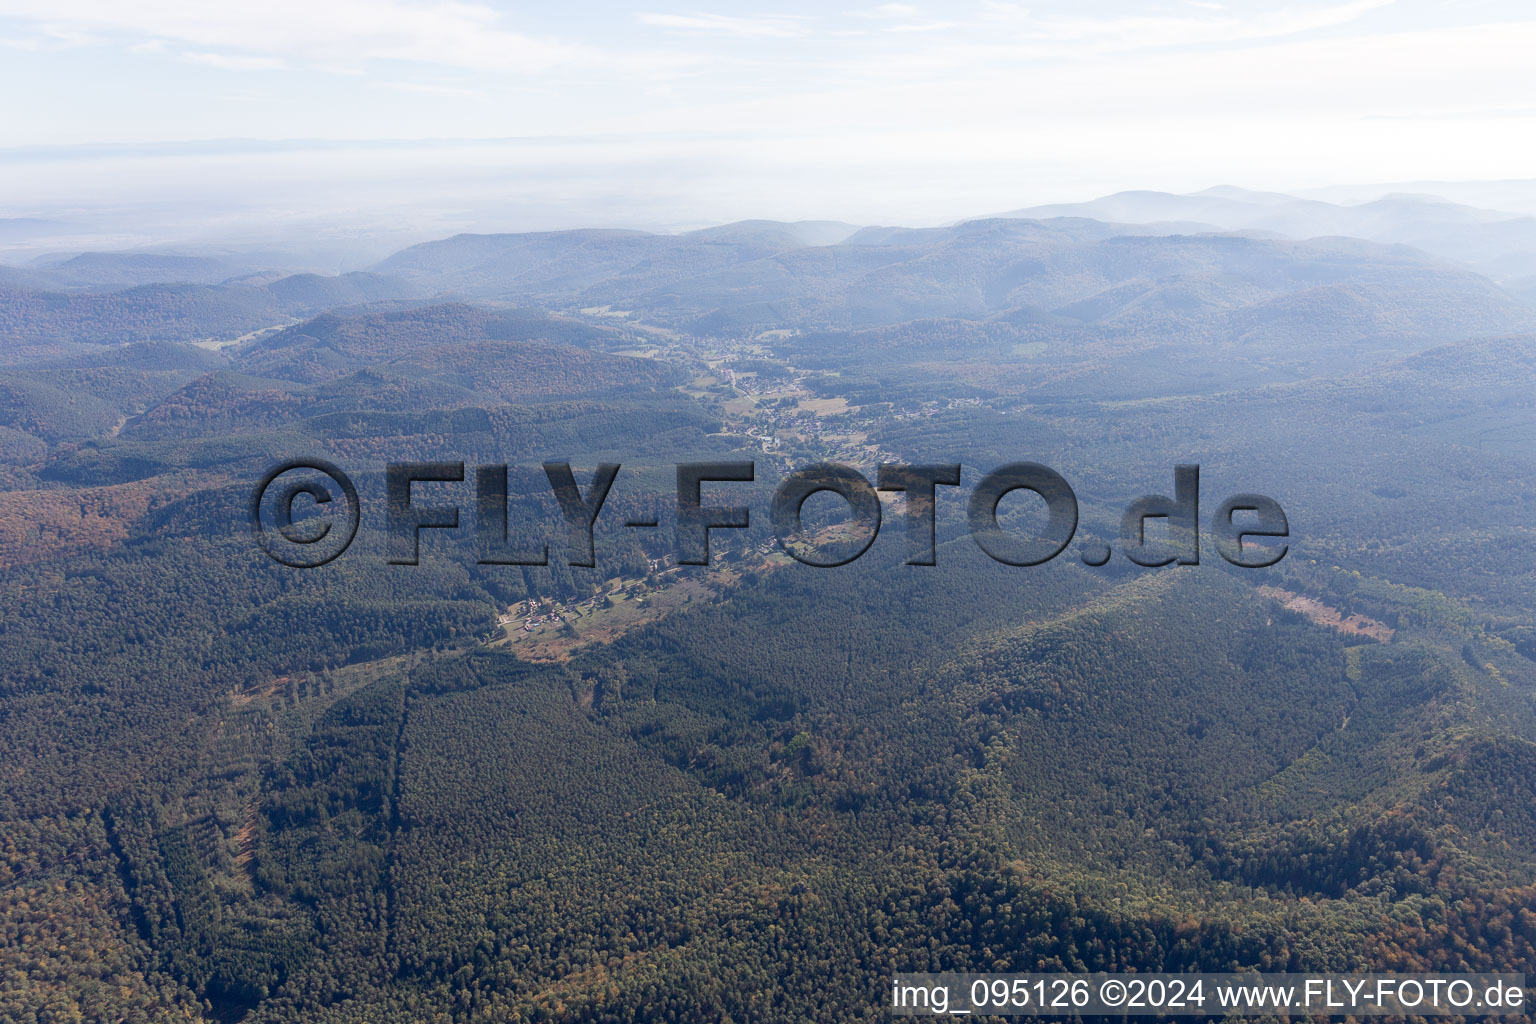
[2,0,1535,253]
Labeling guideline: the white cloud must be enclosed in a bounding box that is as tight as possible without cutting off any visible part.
[378,80,486,98]
[983,0,1399,54]
[183,51,285,71]
[884,19,957,33]
[2,0,1534,230]
[847,3,954,31]
[637,12,810,38]
[0,0,586,73]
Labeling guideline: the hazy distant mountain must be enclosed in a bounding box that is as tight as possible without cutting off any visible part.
[0,282,285,349]
[8,215,1531,396]
[10,249,422,295]
[33,252,250,289]
[684,219,861,248]
[1303,178,1536,215]
[0,270,420,351]
[233,303,641,386]
[260,270,414,310]
[116,304,683,442]
[376,216,1536,343]
[1504,275,1536,304]
[1001,187,1536,279]
[372,220,846,298]
[0,264,67,291]
[0,217,70,244]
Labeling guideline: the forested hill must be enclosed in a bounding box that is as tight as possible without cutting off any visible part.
[0,272,415,354]
[5,215,1534,361]
[232,304,653,387]
[373,217,1536,338]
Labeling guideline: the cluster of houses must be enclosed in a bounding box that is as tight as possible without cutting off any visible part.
[498,598,571,634]
[725,368,800,399]
[500,570,672,638]
[890,397,983,420]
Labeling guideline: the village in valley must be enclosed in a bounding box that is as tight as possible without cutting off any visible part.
[491,562,734,661]
[488,322,998,660]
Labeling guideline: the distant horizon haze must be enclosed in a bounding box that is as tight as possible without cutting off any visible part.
[6,160,1536,282]
[2,1,1535,263]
